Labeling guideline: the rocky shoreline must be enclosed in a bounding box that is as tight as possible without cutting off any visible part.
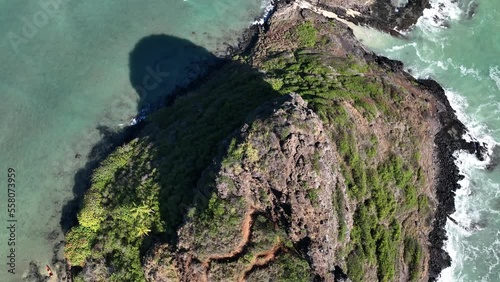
[289,1,489,280]
[301,0,427,37]
[416,78,487,281]
[360,51,488,281]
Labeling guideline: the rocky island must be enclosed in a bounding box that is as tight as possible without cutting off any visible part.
[56,1,486,281]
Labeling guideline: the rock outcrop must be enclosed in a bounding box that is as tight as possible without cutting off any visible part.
[170,94,348,281]
[309,0,431,32]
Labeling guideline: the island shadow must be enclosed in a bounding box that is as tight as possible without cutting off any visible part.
[129,34,217,112]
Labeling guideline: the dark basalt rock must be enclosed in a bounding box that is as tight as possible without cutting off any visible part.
[365,54,405,72]
[467,1,479,19]
[316,0,431,35]
[417,77,488,281]
[366,0,431,31]
[333,266,350,282]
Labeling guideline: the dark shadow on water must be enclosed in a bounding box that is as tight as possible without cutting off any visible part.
[128,34,217,111]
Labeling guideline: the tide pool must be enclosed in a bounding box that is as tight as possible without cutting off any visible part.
[0,0,265,280]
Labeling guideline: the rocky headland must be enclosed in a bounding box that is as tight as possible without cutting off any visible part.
[55,1,487,282]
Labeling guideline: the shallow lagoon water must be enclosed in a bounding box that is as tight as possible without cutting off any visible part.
[0,0,264,280]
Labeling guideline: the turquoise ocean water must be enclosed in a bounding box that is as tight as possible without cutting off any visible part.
[0,0,266,280]
[355,0,500,280]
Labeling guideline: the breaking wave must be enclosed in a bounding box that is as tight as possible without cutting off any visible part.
[253,0,274,25]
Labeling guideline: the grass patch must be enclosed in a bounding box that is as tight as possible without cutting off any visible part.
[404,237,423,282]
[274,252,312,281]
[307,188,319,206]
[312,151,321,172]
[295,21,319,48]
[333,186,348,242]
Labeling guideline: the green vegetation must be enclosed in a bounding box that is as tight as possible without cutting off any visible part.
[333,185,348,242]
[189,194,245,256]
[367,146,377,159]
[65,226,95,267]
[73,276,85,282]
[312,151,321,172]
[222,138,260,168]
[375,226,399,282]
[266,77,284,91]
[418,194,430,215]
[262,53,384,108]
[274,252,312,281]
[367,134,378,159]
[65,63,279,281]
[65,140,162,280]
[307,188,319,206]
[344,154,420,282]
[244,216,311,282]
[404,237,423,281]
[243,242,312,282]
[261,50,427,282]
[347,249,365,282]
[295,21,319,47]
[347,201,402,282]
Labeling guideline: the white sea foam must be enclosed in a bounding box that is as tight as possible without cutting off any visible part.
[419,0,463,29]
[489,66,500,91]
[394,0,409,8]
[459,65,481,79]
[447,89,497,151]
[438,88,498,282]
[386,42,417,52]
[252,0,274,25]
[439,143,484,282]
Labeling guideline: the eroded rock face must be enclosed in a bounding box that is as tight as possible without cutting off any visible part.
[218,93,347,279]
[169,94,349,281]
